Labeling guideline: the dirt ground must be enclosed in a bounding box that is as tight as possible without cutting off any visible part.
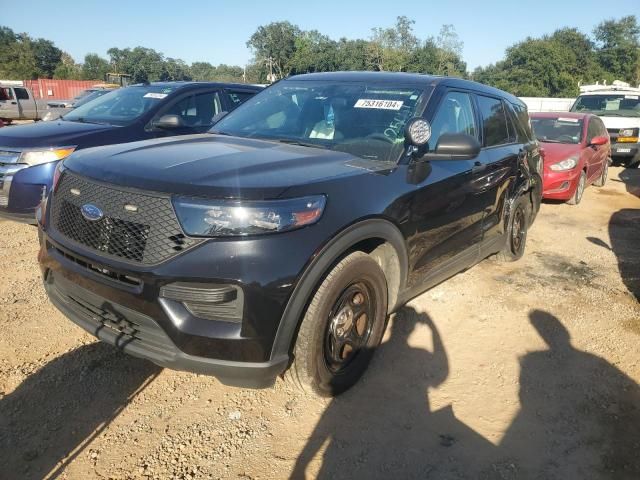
[0,167,639,480]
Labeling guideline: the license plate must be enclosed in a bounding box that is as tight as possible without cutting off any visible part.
[616,148,631,153]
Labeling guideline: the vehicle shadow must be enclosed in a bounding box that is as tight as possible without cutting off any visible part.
[609,208,640,301]
[614,167,640,198]
[0,343,160,479]
[290,307,497,479]
[291,309,640,479]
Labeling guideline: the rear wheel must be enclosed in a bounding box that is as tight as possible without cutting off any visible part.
[593,160,609,187]
[496,195,529,262]
[286,252,388,397]
[568,171,586,205]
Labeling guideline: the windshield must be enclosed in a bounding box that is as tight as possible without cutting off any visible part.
[530,117,584,144]
[571,94,640,117]
[213,80,429,161]
[63,85,178,126]
[73,89,111,108]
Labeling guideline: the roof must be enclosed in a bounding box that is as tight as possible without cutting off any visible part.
[286,71,522,105]
[529,112,591,120]
[129,81,262,90]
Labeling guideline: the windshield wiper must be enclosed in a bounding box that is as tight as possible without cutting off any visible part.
[71,117,111,125]
[272,138,330,149]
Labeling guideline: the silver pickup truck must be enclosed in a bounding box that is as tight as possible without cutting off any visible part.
[0,84,46,122]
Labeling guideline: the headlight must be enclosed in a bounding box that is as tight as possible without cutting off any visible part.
[20,147,76,167]
[549,155,579,172]
[173,195,327,237]
[620,129,634,137]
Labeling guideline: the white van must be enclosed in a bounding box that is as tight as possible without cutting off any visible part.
[570,80,640,168]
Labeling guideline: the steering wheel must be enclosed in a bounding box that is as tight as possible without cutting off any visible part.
[557,135,575,143]
[366,133,395,144]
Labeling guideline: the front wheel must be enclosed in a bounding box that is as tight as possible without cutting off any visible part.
[568,170,586,205]
[593,160,609,187]
[495,195,529,262]
[286,251,388,397]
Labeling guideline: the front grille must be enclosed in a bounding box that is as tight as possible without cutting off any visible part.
[51,172,201,265]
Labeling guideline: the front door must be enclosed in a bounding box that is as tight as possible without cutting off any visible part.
[403,90,486,289]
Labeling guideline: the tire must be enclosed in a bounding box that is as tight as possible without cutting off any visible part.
[495,195,529,262]
[567,170,586,205]
[593,160,609,187]
[286,251,388,397]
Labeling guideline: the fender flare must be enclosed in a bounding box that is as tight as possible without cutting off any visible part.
[269,218,408,362]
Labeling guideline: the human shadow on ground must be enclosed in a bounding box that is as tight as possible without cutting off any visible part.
[617,168,640,198]
[496,310,640,479]
[0,343,160,479]
[290,307,496,479]
[292,309,640,480]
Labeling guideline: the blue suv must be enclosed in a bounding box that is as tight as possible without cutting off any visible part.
[0,82,261,223]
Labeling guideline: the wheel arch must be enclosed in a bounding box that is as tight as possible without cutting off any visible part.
[270,218,408,362]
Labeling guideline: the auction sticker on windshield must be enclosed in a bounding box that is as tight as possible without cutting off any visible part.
[144,93,168,99]
[354,99,404,110]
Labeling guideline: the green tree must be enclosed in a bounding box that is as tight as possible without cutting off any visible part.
[593,16,640,85]
[82,53,110,80]
[31,38,62,78]
[53,52,82,79]
[334,38,369,71]
[190,61,217,81]
[290,30,337,74]
[247,21,301,79]
[435,25,466,76]
[368,16,419,71]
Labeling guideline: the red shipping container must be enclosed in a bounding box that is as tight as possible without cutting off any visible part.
[23,79,103,100]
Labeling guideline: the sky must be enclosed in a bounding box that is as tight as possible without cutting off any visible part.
[2,0,639,71]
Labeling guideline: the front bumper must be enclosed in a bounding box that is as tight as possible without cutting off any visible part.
[37,220,322,387]
[44,269,287,387]
[611,142,639,163]
[542,166,581,200]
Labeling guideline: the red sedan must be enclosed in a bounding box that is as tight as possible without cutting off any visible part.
[530,112,611,205]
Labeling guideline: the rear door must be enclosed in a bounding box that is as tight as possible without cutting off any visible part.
[472,94,520,250]
[14,87,36,120]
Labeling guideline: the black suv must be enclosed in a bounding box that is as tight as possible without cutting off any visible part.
[38,72,542,396]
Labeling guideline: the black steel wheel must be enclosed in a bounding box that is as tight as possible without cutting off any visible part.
[496,195,529,262]
[287,251,388,396]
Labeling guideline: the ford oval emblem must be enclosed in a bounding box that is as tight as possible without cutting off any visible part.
[81,203,104,222]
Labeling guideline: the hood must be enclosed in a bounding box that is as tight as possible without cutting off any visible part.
[0,120,115,148]
[64,134,371,199]
[598,116,640,131]
[539,142,582,164]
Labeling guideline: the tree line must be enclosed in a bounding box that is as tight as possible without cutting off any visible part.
[0,15,638,97]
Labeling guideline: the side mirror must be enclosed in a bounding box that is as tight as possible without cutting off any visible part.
[589,135,608,146]
[423,133,481,161]
[211,111,229,124]
[153,114,184,130]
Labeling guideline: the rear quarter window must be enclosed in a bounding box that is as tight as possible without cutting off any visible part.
[15,88,30,100]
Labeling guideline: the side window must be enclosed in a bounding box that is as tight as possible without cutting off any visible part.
[15,88,30,100]
[162,91,221,127]
[0,88,15,100]
[226,91,255,108]
[428,91,477,152]
[477,95,510,147]
[586,118,600,143]
[597,118,608,137]
[511,102,534,142]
